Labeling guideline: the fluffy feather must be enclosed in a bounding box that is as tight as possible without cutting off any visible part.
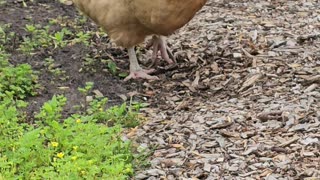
[73,0,207,80]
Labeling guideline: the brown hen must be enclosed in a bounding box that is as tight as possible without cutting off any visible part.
[73,0,207,81]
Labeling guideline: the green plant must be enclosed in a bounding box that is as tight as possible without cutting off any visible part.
[19,25,73,54]
[77,82,140,127]
[101,59,128,78]
[0,0,6,6]
[19,24,52,53]
[0,25,39,100]
[73,31,91,46]
[44,57,67,79]
[75,16,88,25]
[78,82,94,96]
[78,81,94,111]
[0,95,135,179]
[0,95,28,148]
[86,99,141,128]
[0,24,8,44]
[81,54,97,72]
[107,60,117,75]
[51,28,72,48]
[0,24,16,52]
[0,46,9,62]
[133,145,157,170]
[18,22,94,54]
[0,59,39,99]
[0,11,151,179]
[0,69,148,179]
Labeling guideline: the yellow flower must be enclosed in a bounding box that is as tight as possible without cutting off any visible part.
[51,142,59,147]
[73,146,78,151]
[57,152,64,158]
[76,119,81,123]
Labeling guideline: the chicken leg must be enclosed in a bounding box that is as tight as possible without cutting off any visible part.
[124,47,159,81]
[150,35,175,66]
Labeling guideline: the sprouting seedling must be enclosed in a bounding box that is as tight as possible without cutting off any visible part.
[78,82,94,111]
[78,82,94,96]
[25,24,36,34]
[52,31,65,48]
[75,31,91,46]
[51,28,71,48]
[107,60,117,75]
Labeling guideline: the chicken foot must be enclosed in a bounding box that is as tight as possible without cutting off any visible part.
[124,47,159,81]
[149,35,175,67]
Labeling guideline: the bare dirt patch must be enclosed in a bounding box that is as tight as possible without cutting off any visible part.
[1,0,144,118]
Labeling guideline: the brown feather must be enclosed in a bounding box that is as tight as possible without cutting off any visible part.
[73,0,207,48]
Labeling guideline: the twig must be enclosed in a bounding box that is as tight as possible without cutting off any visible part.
[257,111,284,122]
[279,136,300,147]
[297,33,320,43]
[210,116,233,130]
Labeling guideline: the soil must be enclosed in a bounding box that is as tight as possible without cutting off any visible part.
[1,0,144,118]
[1,0,319,179]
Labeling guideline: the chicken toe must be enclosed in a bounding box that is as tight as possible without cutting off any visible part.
[124,69,159,81]
[125,47,159,81]
[150,36,175,66]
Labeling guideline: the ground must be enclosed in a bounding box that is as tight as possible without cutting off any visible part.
[1,0,319,179]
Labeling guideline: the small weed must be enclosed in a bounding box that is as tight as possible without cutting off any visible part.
[78,81,94,96]
[78,82,140,127]
[0,0,6,6]
[44,57,67,80]
[19,24,52,53]
[51,28,72,48]
[133,145,157,170]
[0,79,144,179]
[101,59,128,78]
[78,81,94,111]
[73,31,91,46]
[0,59,39,99]
[0,24,16,51]
[75,16,88,25]
[107,59,117,75]
[19,24,88,54]
[80,54,97,72]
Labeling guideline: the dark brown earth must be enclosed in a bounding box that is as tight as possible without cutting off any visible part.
[0,0,144,118]
[1,0,319,179]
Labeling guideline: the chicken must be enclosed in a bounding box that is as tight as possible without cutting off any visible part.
[73,0,207,81]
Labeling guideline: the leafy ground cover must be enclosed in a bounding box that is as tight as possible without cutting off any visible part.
[0,48,144,179]
[0,0,149,179]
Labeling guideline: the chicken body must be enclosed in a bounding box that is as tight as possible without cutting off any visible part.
[73,0,207,81]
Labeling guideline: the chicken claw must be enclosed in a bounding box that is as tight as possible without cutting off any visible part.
[124,68,159,81]
[149,35,175,67]
[125,47,159,81]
